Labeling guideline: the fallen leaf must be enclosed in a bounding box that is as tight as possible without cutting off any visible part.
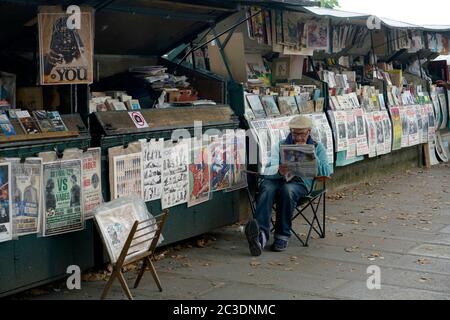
[416,258,432,265]
[250,261,261,267]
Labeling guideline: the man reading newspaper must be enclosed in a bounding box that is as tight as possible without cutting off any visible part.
[246,116,331,255]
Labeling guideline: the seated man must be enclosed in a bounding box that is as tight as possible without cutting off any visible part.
[245,115,332,256]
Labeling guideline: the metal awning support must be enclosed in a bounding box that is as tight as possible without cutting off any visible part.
[211,28,235,82]
[176,9,262,69]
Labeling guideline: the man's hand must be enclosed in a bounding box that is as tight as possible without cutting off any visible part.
[278,164,289,176]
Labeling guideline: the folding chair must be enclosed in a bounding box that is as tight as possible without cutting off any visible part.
[245,170,329,247]
[101,210,168,300]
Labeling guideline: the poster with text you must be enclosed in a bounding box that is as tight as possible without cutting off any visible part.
[43,160,84,236]
[38,8,94,85]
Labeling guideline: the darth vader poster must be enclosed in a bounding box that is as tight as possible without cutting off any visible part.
[38,8,94,85]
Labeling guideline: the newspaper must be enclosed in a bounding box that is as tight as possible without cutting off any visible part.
[280,144,317,181]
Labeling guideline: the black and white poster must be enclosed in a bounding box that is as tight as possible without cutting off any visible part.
[140,139,163,202]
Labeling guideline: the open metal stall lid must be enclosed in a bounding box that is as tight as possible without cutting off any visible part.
[0,0,246,56]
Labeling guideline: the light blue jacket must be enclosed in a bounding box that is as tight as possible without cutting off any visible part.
[262,134,332,192]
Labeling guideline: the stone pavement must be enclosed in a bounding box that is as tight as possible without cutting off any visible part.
[14,164,450,300]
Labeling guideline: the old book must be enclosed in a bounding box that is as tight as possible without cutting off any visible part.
[246,94,267,119]
[260,95,280,117]
[126,99,141,110]
[0,111,16,136]
[16,110,40,134]
[47,111,68,131]
[33,110,54,133]
[277,96,297,115]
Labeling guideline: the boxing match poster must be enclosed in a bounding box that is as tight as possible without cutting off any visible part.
[38,7,94,85]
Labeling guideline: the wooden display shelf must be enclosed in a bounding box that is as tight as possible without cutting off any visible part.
[0,131,79,143]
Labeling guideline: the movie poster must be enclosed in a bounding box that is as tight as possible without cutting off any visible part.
[0,162,12,242]
[112,153,143,200]
[43,159,84,236]
[188,139,211,207]
[82,148,102,219]
[38,8,94,85]
[161,141,189,210]
[140,139,163,202]
[8,158,42,236]
[209,135,231,192]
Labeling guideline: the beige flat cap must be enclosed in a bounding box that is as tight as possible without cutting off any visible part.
[289,115,313,129]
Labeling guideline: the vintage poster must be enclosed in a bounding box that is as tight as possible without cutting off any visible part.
[209,135,232,192]
[82,148,102,219]
[418,105,429,144]
[373,112,385,155]
[365,112,377,158]
[381,111,392,154]
[306,20,329,50]
[161,141,189,210]
[188,139,211,207]
[407,108,419,146]
[427,104,437,142]
[311,113,334,164]
[227,130,248,191]
[345,110,357,159]
[140,139,163,202]
[112,153,143,200]
[94,199,157,264]
[43,159,84,236]
[332,111,348,152]
[354,108,369,156]
[390,107,403,150]
[38,8,94,85]
[8,158,42,236]
[0,162,13,242]
[398,107,410,148]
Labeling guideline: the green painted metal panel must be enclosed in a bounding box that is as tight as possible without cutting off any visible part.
[0,137,94,297]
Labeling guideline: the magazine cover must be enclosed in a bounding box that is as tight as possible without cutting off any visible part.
[43,159,84,236]
[365,112,377,158]
[8,158,42,236]
[16,110,40,134]
[278,96,298,115]
[345,110,357,159]
[311,113,334,164]
[38,9,94,85]
[188,139,211,207]
[0,111,16,136]
[381,111,392,154]
[140,139,163,202]
[399,107,410,148]
[246,94,267,119]
[407,108,419,146]
[333,111,348,152]
[0,162,12,242]
[161,141,189,210]
[373,112,385,155]
[82,148,102,219]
